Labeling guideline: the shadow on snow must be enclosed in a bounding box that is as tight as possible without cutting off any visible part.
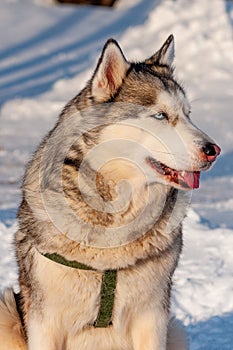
[0,208,18,228]
[187,313,233,350]
[0,0,160,105]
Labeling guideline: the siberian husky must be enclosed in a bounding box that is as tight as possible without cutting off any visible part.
[0,35,220,350]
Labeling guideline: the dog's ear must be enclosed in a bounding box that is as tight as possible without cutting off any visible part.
[145,34,174,68]
[91,39,130,102]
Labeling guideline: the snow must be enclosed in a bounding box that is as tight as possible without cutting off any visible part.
[0,0,233,348]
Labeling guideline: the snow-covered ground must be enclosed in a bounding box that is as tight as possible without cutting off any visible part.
[0,0,233,348]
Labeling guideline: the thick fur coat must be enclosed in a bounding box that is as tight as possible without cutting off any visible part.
[0,35,220,350]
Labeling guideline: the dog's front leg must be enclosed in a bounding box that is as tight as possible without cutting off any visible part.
[27,317,59,350]
[131,309,168,350]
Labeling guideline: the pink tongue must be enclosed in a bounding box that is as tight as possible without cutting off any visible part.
[182,171,200,189]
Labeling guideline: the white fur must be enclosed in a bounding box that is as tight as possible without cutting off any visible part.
[0,286,188,350]
[27,250,185,350]
[0,252,188,350]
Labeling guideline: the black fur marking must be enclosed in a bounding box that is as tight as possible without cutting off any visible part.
[14,292,27,339]
[63,157,82,170]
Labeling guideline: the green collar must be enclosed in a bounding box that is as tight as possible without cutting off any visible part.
[43,253,117,328]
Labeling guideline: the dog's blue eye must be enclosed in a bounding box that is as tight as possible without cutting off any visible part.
[151,112,167,120]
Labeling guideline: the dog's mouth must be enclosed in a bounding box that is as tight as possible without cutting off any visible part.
[146,157,200,190]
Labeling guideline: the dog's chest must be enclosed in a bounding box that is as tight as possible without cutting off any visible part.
[34,250,174,331]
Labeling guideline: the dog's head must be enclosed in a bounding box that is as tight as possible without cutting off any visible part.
[34,37,221,247]
[84,35,220,191]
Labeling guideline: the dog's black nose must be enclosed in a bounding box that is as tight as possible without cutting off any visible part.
[202,143,221,162]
